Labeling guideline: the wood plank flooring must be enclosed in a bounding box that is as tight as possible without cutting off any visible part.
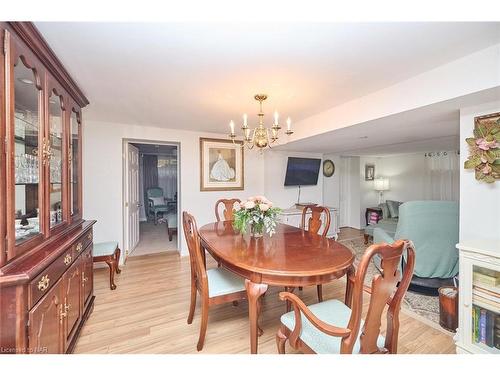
[75,229,456,354]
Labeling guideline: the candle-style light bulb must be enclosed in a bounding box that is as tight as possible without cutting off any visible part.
[230,120,235,135]
[243,113,248,128]
[274,110,279,125]
[286,117,291,131]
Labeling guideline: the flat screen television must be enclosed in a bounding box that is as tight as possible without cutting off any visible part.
[284,157,321,186]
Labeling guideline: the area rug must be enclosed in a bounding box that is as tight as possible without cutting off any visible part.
[338,237,441,327]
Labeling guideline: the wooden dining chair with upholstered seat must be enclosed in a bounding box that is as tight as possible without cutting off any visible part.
[214,198,241,222]
[182,211,247,351]
[276,240,415,354]
[284,205,331,310]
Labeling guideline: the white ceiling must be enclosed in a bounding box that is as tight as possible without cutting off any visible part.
[35,22,500,134]
[276,87,500,156]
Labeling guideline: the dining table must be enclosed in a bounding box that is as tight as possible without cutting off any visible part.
[198,221,355,354]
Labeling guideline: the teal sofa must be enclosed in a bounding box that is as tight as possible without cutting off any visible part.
[373,201,459,289]
[363,201,400,244]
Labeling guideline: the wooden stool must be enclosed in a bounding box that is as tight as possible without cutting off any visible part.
[93,242,121,290]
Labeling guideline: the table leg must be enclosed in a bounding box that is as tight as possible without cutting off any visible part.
[245,279,268,354]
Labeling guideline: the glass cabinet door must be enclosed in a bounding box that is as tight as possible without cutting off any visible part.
[13,57,42,245]
[69,110,81,218]
[48,91,64,228]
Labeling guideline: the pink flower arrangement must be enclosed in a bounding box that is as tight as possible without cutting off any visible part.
[476,137,498,151]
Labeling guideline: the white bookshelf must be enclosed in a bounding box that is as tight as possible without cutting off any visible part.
[455,240,500,354]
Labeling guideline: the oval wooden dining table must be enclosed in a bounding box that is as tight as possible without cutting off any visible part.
[198,221,355,354]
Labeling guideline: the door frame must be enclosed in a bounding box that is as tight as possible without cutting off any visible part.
[122,138,181,262]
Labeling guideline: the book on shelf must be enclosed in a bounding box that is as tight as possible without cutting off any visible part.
[473,284,500,299]
[473,287,500,305]
[473,295,500,314]
[473,270,500,287]
[472,305,500,349]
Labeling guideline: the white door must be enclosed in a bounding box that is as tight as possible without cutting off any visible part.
[126,144,140,254]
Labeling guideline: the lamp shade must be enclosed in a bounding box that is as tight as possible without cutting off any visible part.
[374,177,390,191]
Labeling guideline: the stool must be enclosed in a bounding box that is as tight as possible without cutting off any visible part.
[158,212,178,241]
[93,241,121,290]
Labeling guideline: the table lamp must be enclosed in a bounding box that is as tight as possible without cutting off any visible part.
[374,177,390,204]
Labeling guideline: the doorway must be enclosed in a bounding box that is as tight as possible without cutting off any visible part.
[123,140,180,259]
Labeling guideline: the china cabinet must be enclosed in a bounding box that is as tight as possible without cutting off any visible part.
[0,22,93,354]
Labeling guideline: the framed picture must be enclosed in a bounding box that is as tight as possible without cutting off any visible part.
[200,137,244,191]
[365,164,375,181]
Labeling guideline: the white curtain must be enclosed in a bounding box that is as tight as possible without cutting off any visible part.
[157,156,177,201]
[424,151,459,201]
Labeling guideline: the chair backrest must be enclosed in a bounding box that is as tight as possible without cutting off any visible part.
[214,198,241,222]
[300,205,331,237]
[395,200,458,279]
[147,187,164,199]
[342,240,415,354]
[182,211,208,292]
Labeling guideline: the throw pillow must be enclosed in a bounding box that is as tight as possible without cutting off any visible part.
[378,202,390,219]
[386,200,402,218]
[150,197,165,206]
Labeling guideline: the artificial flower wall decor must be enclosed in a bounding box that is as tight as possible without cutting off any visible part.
[464,112,500,183]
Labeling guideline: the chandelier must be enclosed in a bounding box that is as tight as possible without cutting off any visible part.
[229,94,293,150]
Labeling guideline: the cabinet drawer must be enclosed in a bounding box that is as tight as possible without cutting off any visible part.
[72,229,93,255]
[29,247,76,309]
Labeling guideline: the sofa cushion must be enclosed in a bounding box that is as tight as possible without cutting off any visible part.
[386,200,402,218]
[364,218,398,237]
[378,202,390,219]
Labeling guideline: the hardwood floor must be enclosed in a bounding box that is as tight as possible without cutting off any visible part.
[75,229,456,354]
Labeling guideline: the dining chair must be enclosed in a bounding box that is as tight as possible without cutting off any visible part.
[285,205,331,310]
[276,240,415,354]
[182,211,247,351]
[214,198,241,222]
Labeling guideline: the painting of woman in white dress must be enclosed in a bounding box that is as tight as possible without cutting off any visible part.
[210,151,235,182]
[200,138,244,191]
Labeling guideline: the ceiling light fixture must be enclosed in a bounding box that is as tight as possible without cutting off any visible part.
[229,94,293,151]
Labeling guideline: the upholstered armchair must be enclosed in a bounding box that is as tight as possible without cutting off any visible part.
[146,187,170,224]
[373,200,459,290]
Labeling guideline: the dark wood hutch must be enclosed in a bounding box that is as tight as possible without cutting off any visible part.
[0,22,94,354]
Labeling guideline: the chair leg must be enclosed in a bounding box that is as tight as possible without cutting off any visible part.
[284,287,295,313]
[276,327,288,354]
[115,248,121,274]
[317,284,323,302]
[197,298,209,351]
[187,281,197,324]
[364,234,369,244]
[168,228,173,241]
[298,287,303,291]
[105,260,117,290]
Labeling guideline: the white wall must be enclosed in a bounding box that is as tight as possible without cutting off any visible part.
[322,154,341,210]
[263,151,324,209]
[83,120,265,258]
[459,101,500,244]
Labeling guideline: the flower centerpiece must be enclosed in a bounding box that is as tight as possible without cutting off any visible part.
[233,196,281,238]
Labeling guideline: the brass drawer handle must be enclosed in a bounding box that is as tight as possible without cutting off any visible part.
[64,303,71,312]
[87,232,93,241]
[63,254,72,265]
[76,242,83,252]
[38,275,50,291]
[60,310,67,322]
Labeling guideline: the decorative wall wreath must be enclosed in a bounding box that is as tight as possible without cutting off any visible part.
[464,112,500,183]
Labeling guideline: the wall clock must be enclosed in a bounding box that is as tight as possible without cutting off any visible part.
[323,159,335,177]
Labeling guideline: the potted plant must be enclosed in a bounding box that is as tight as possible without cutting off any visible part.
[233,196,281,238]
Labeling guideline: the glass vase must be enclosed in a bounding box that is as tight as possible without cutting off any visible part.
[250,223,264,238]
